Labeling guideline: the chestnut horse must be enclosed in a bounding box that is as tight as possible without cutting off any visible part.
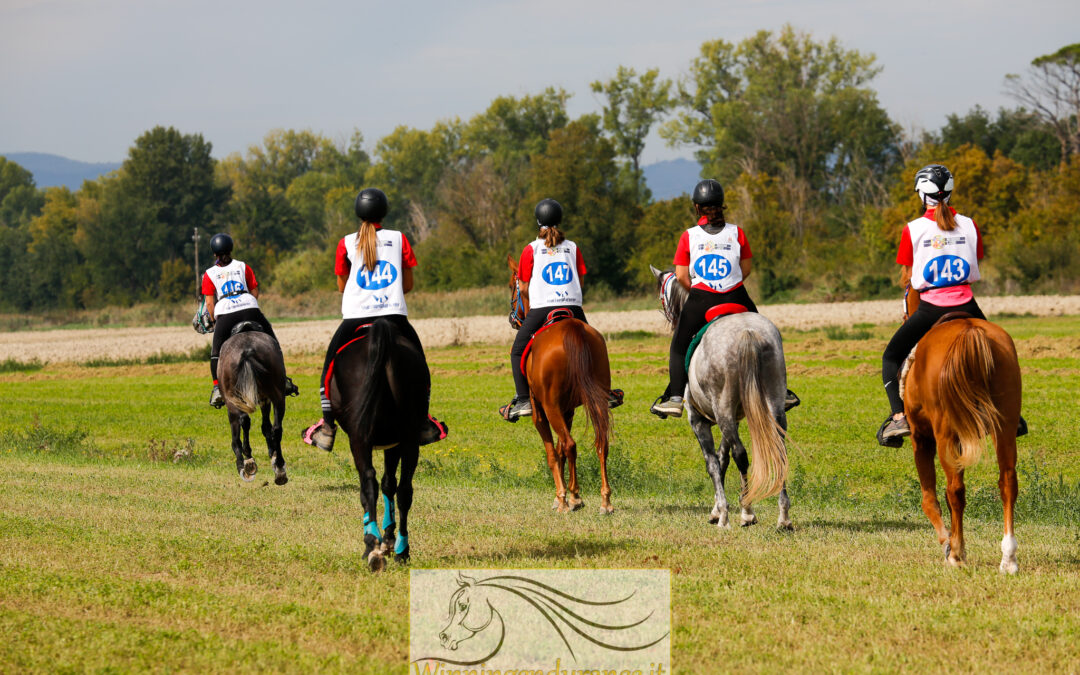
[507,257,614,513]
[903,288,1022,573]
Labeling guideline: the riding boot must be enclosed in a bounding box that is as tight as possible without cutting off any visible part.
[209,383,224,408]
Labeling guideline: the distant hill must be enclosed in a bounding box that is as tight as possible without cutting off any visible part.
[1,152,122,190]
[643,158,701,201]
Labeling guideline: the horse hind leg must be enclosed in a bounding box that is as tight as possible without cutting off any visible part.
[393,444,419,563]
[689,405,729,528]
[534,407,570,513]
[380,450,402,555]
[348,439,384,572]
[939,450,967,567]
[227,410,251,480]
[237,412,257,481]
[774,411,793,531]
[555,410,584,512]
[995,426,1020,574]
[262,402,287,486]
[730,431,757,527]
[912,429,950,556]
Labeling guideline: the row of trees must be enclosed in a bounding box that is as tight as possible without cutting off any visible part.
[2,28,1078,312]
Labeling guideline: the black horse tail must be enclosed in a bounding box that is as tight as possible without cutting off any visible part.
[352,318,397,443]
[562,321,611,452]
[226,346,267,414]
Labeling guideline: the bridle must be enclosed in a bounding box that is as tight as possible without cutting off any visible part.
[508,275,526,329]
[658,271,678,326]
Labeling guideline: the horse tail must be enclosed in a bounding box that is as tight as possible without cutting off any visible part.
[225,346,265,414]
[736,329,788,505]
[352,318,396,442]
[938,322,1001,470]
[562,321,611,451]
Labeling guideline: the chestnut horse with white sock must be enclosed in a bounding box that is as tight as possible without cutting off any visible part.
[903,290,1023,572]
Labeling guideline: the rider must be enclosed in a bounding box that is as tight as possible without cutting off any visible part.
[650,179,799,418]
[202,233,298,408]
[301,187,447,451]
[499,198,622,422]
[877,164,1027,444]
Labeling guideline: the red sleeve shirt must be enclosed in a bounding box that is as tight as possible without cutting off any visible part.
[575,246,587,278]
[201,271,215,296]
[518,243,535,282]
[245,265,257,289]
[401,233,418,268]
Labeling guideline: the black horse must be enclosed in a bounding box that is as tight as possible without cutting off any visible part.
[218,328,288,486]
[328,318,430,570]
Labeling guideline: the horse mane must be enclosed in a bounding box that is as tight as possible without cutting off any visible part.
[657,267,688,327]
[937,322,1001,469]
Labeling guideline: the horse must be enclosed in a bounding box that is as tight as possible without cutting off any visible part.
[901,288,1023,572]
[217,327,288,486]
[650,265,792,529]
[327,317,429,570]
[508,256,614,514]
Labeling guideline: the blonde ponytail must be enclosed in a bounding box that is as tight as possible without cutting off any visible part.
[356,221,379,273]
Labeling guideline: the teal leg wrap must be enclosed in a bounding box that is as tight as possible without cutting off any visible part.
[382,495,395,531]
[362,512,381,539]
[394,533,409,555]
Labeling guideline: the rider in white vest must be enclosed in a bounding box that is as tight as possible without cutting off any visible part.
[499,199,622,421]
[650,180,800,418]
[877,164,1025,444]
[302,188,447,451]
[202,233,298,407]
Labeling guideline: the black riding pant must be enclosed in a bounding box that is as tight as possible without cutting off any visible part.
[511,305,588,399]
[882,297,986,414]
[210,308,278,381]
[667,286,758,397]
[319,314,425,424]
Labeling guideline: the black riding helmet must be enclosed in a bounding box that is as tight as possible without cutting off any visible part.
[210,233,233,256]
[355,188,389,223]
[692,179,724,207]
[535,198,563,227]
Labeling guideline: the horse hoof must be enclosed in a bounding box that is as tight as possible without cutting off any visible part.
[999,560,1019,575]
[368,549,386,573]
[569,500,584,512]
[599,504,614,515]
[240,458,257,481]
[395,548,411,564]
[274,470,288,486]
[777,521,795,532]
[740,515,758,527]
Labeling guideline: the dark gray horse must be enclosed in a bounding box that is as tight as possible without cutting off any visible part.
[651,265,792,529]
[218,329,288,486]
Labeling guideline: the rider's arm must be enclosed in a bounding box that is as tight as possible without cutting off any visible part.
[336,274,348,293]
[250,286,260,299]
[740,258,752,280]
[675,265,691,290]
[519,280,530,313]
[898,265,911,288]
[204,294,217,322]
[403,267,414,294]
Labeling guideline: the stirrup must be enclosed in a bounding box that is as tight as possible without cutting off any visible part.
[209,385,224,409]
[650,395,682,419]
[302,419,335,452]
[284,376,299,397]
[1016,415,1028,438]
[499,397,531,423]
[784,389,800,412]
[876,416,906,448]
[608,389,624,409]
[419,415,449,445]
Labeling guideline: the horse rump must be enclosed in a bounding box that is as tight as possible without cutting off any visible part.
[735,328,788,505]
[561,320,612,451]
[221,332,278,414]
[936,321,1002,469]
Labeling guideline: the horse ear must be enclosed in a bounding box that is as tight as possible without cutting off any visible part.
[649,264,662,280]
[507,254,517,272]
[456,571,476,587]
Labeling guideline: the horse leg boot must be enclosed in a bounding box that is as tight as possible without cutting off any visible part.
[394,444,419,563]
[350,441,384,572]
[731,434,758,527]
[689,406,729,528]
[534,410,569,513]
[381,452,401,554]
[912,433,950,555]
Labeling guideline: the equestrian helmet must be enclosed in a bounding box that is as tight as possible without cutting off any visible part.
[535,198,563,227]
[354,188,389,222]
[914,164,954,205]
[210,233,233,255]
[692,179,725,207]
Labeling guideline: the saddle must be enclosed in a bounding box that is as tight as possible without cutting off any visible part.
[519,309,575,373]
[230,321,265,336]
[685,304,748,371]
[323,323,373,397]
[898,311,974,401]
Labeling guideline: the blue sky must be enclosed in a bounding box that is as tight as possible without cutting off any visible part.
[1,0,1077,164]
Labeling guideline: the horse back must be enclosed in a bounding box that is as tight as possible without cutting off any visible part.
[527,319,610,390]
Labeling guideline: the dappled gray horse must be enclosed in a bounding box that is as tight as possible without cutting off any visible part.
[218,328,288,486]
[651,265,791,529]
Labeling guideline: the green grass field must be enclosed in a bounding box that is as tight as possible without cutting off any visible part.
[2,317,1079,672]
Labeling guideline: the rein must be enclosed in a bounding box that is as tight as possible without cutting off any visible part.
[659,272,678,325]
[508,276,526,329]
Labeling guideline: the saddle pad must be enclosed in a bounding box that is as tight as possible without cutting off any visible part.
[519,309,576,374]
[685,304,749,372]
[323,323,373,398]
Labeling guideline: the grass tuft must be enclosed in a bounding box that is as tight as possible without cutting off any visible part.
[824,325,872,340]
[0,358,43,373]
[80,344,211,368]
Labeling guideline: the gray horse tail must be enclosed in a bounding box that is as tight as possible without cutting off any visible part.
[225,346,264,414]
[737,329,788,505]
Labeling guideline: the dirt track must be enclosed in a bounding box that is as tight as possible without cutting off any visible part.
[3,295,1080,364]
